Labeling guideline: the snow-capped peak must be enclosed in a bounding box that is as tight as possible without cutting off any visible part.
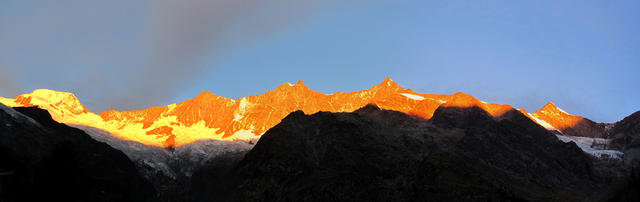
[540,102,571,115]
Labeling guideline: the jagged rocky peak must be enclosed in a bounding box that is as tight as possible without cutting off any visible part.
[191,90,224,102]
[372,77,401,90]
[538,101,569,115]
[532,101,607,138]
[293,80,308,87]
[381,76,397,85]
[533,102,578,125]
[276,80,311,90]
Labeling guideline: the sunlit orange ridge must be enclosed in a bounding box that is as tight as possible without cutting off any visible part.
[0,78,580,147]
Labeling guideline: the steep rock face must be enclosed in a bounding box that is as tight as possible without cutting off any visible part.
[607,110,640,181]
[533,102,607,138]
[222,105,612,202]
[609,111,640,150]
[1,78,527,147]
[0,104,156,202]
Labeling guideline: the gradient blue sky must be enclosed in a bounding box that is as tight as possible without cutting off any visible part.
[0,0,638,122]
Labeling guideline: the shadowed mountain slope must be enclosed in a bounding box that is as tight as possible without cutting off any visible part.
[609,111,640,150]
[194,104,625,202]
[0,104,157,202]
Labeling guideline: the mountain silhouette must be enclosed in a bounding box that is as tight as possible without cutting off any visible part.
[0,104,156,202]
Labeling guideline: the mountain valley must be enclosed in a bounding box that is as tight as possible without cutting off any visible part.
[1,79,639,201]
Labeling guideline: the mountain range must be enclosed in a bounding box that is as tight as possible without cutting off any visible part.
[1,78,640,201]
[0,78,628,148]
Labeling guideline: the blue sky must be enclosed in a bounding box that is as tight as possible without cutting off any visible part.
[0,0,638,122]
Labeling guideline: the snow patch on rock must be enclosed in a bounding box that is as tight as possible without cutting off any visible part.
[529,113,561,132]
[400,93,425,101]
[556,106,570,114]
[233,98,252,122]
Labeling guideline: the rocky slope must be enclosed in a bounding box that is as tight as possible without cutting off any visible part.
[0,104,156,202]
[0,78,522,147]
[71,124,253,201]
[530,102,640,153]
[200,104,627,202]
[605,110,640,183]
[532,102,609,138]
[608,111,640,150]
[1,78,632,148]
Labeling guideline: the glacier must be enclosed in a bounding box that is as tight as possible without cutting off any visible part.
[555,135,623,159]
[73,124,254,178]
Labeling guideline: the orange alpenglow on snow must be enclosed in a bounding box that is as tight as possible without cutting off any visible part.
[532,102,583,130]
[531,102,606,138]
[0,78,585,147]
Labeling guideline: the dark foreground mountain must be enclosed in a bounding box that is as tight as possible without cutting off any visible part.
[0,104,156,202]
[74,124,253,201]
[3,102,640,201]
[607,110,640,201]
[200,104,635,202]
[609,111,640,151]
